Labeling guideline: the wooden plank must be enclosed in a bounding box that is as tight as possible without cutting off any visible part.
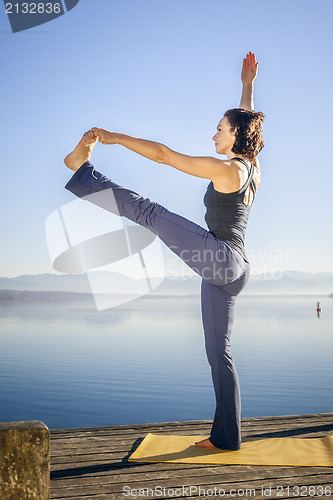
[50,423,333,443]
[50,468,333,494]
[50,473,333,499]
[50,429,333,454]
[50,464,333,489]
[50,421,330,437]
[50,423,333,450]
[50,413,333,437]
[50,423,333,444]
[50,464,333,480]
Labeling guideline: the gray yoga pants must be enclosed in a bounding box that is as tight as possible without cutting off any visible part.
[65,161,251,450]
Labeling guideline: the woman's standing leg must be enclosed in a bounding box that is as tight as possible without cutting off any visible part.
[201,279,243,450]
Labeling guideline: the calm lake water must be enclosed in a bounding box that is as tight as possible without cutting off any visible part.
[0,295,332,429]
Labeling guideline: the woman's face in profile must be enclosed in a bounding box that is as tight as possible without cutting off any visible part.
[212,117,236,155]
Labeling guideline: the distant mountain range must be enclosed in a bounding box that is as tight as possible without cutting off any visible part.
[0,271,332,298]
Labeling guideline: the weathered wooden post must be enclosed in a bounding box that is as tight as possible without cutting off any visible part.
[0,421,49,499]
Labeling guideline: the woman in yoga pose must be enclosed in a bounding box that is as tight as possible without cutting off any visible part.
[64,51,264,450]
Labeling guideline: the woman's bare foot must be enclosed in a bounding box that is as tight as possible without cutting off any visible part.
[194,438,219,449]
[64,130,98,172]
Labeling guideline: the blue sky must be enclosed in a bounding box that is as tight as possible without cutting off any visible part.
[1,0,333,278]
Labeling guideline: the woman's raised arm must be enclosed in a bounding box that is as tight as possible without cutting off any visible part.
[239,51,259,111]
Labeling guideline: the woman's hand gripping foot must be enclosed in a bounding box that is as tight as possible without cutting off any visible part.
[64,130,98,172]
[91,127,118,145]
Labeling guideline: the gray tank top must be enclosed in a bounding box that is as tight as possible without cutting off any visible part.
[203,157,257,264]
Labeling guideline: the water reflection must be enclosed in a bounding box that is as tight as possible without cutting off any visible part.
[0,296,332,429]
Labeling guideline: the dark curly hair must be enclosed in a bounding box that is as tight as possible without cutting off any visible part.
[223,108,265,162]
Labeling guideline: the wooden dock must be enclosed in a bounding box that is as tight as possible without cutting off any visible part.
[50,413,333,499]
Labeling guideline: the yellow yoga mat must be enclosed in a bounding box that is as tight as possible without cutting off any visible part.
[128,433,333,466]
